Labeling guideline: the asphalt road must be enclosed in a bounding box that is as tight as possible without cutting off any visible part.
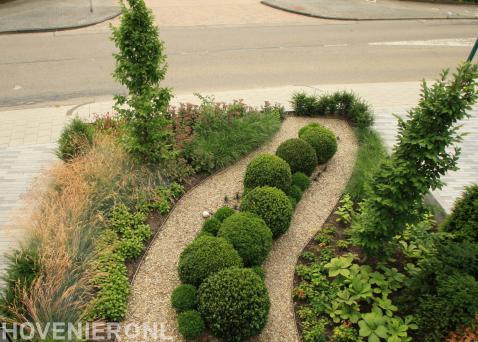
[0,19,476,108]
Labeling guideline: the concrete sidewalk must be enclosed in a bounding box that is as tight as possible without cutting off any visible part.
[262,0,478,20]
[0,0,120,33]
[1,81,477,280]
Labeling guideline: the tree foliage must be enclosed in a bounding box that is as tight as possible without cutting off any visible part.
[352,63,478,256]
[111,0,173,164]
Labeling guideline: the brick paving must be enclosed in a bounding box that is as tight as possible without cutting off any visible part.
[0,81,476,281]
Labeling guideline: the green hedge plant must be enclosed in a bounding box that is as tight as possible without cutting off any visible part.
[288,185,303,203]
[441,184,478,242]
[213,206,235,222]
[243,154,292,193]
[292,172,310,191]
[218,212,273,266]
[291,91,374,129]
[198,268,270,341]
[177,310,205,340]
[240,186,293,238]
[201,217,222,236]
[276,138,318,176]
[171,284,197,312]
[299,126,337,164]
[178,236,243,286]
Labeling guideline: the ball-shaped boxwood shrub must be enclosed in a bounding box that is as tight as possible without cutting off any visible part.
[292,172,310,191]
[251,266,265,280]
[288,185,303,203]
[298,122,323,136]
[299,126,337,164]
[213,206,235,222]
[276,138,317,176]
[240,186,293,238]
[202,217,221,236]
[218,212,272,266]
[177,310,205,340]
[178,236,243,286]
[288,196,297,210]
[442,184,478,242]
[198,268,270,341]
[171,284,197,312]
[243,154,292,193]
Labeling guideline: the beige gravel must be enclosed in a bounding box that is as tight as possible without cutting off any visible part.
[122,116,357,342]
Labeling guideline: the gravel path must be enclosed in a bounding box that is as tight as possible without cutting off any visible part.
[122,116,357,341]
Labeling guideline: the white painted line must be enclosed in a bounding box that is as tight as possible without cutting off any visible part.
[324,44,348,47]
[369,37,475,47]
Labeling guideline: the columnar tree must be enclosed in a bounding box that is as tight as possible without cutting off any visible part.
[352,63,478,256]
[112,0,173,163]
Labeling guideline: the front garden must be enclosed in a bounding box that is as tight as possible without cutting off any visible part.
[0,0,477,341]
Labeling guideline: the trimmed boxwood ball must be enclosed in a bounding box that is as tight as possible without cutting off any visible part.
[298,122,323,136]
[198,268,270,341]
[288,185,303,203]
[240,186,293,239]
[202,217,221,236]
[218,212,272,266]
[276,138,317,176]
[251,266,265,280]
[177,310,205,340]
[213,206,235,222]
[243,154,292,193]
[442,184,478,242]
[299,126,337,164]
[292,172,310,192]
[171,284,197,312]
[178,236,243,286]
[288,196,297,209]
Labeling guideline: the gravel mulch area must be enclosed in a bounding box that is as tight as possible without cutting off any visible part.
[122,116,357,341]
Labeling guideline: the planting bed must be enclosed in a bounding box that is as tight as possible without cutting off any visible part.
[121,116,357,341]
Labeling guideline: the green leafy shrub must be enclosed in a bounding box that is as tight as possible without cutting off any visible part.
[251,266,265,280]
[198,268,270,341]
[171,284,197,312]
[88,230,130,321]
[243,154,291,193]
[298,122,323,136]
[110,203,151,260]
[299,126,337,164]
[412,274,478,342]
[292,92,318,116]
[331,324,359,342]
[202,217,222,236]
[178,236,243,286]
[288,195,297,209]
[177,310,205,340]
[276,138,318,175]
[112,0,174,164]
[240,186,293,238]
[291,91,374,129]
[297,307,328,342]
[352,63,478,256]
[442,184,478,242]
[292,172,310,191]
[57,118,94,161]
[288,185,303,203]
[213,206,235,222]
[218,212,272,266]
